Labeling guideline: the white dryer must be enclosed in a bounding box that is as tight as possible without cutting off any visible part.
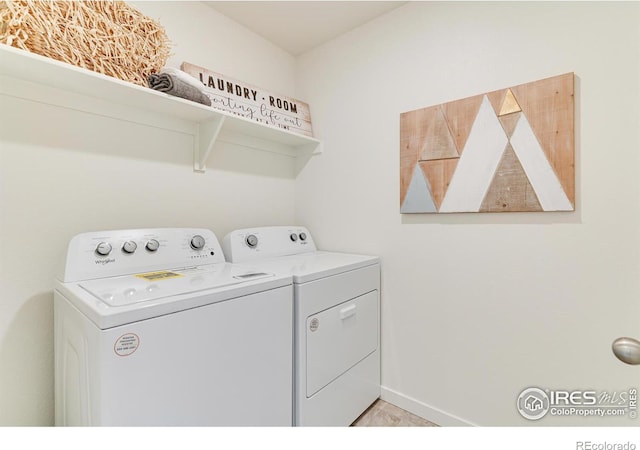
[54,228,293,426]
[223,226,380,426]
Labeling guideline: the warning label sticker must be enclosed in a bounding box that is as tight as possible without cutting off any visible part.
[134,271,183,281]
[114,333,139,357]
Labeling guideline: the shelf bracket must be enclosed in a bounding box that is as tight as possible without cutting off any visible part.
[194,116,226,172]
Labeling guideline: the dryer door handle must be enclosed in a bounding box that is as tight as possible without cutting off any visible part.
[340,304,357,320]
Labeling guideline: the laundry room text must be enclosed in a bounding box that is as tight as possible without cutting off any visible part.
[181,61,314,137]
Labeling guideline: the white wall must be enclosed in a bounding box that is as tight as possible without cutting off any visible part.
[295,2,640,426]
[0,1,297,425]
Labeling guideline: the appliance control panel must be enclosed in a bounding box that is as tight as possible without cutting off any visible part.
[222,226,317,263]
[60,228,225,282]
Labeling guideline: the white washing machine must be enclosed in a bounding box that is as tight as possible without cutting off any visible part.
[222,226,380,426]
[54,228,293,426]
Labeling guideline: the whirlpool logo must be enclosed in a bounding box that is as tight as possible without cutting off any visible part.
[95,258,115,265]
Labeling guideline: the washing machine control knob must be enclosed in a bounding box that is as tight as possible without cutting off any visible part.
[299,232,307,241]
[190,235,206,250]
[289,233,298,242]
[95,242,112,256]
[246,234,258,248]
[145,239,160,252]
[122,240,137,254]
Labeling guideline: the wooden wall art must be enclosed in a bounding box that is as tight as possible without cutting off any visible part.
[400,73,575,213]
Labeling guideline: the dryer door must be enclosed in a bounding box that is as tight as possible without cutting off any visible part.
[306,290,378,397]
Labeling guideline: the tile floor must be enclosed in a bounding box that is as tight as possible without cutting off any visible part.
[351,400,438,427]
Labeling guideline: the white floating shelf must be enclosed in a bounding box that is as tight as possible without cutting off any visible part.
[0,44,322,172]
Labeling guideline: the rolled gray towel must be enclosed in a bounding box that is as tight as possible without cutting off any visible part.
[148,73,212,106]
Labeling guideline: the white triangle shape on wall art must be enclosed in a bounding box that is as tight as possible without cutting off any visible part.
[439,95,509,212]
[509,114,574,211]
[400,164,437,213]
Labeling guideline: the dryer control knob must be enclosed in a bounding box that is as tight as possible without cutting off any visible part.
[190,235,206,250]
[95,242,112,256]
[290,233,298,242]
[299,232,307,241]
[122,240,137,254]
[145,239,160,252]
[246,234,258,248]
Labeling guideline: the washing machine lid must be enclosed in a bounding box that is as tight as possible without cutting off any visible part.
[57,262,291,329]
[257,251,379,284]
[78,263,275,307]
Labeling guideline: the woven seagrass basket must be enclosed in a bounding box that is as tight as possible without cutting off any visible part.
[0,0,171,86]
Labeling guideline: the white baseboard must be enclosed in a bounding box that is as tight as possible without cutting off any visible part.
[380,386,478,427]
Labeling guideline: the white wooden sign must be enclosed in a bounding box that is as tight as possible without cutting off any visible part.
[181,61,313,137]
